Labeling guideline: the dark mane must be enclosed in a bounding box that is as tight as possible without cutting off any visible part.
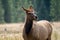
[24,20,33,35]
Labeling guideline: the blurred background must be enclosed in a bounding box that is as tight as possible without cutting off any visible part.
[0,0,60,23]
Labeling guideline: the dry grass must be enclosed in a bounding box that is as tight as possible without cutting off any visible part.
[0,33,23,40]
[51,22,60,40]
[0,22,60,40]
[0,23,24,40]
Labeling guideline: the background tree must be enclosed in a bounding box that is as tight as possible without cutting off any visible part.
[0,0,60,23]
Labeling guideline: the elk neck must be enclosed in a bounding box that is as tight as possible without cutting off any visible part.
[24,16,33,35]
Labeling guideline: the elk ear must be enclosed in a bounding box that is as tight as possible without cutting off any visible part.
[22,7,28,12]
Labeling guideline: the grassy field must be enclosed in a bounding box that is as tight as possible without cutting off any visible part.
[0,22,60,40]
[0,23,24,40]
[51,22,60,40]
[0,33,23,40]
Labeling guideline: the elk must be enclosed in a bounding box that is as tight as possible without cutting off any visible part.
[22,6,52,40]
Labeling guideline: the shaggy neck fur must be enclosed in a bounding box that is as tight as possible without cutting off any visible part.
[24,17,33,35]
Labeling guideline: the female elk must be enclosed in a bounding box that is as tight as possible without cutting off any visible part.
[22,6,52,40]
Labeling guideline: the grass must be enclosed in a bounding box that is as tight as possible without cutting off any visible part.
[0,33,23,40]
[51,22,60,40]
[0,23,24,40]
[0,22,60,40]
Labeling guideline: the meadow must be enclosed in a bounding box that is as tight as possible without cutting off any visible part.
[0,22,60,40]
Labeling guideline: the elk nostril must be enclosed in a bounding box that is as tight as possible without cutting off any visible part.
[35,15,37,19]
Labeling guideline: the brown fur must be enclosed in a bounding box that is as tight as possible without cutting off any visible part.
[22,7,52,40]
[23,20,52,40]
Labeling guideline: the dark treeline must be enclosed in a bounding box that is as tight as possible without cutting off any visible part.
[0,0,60,23]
